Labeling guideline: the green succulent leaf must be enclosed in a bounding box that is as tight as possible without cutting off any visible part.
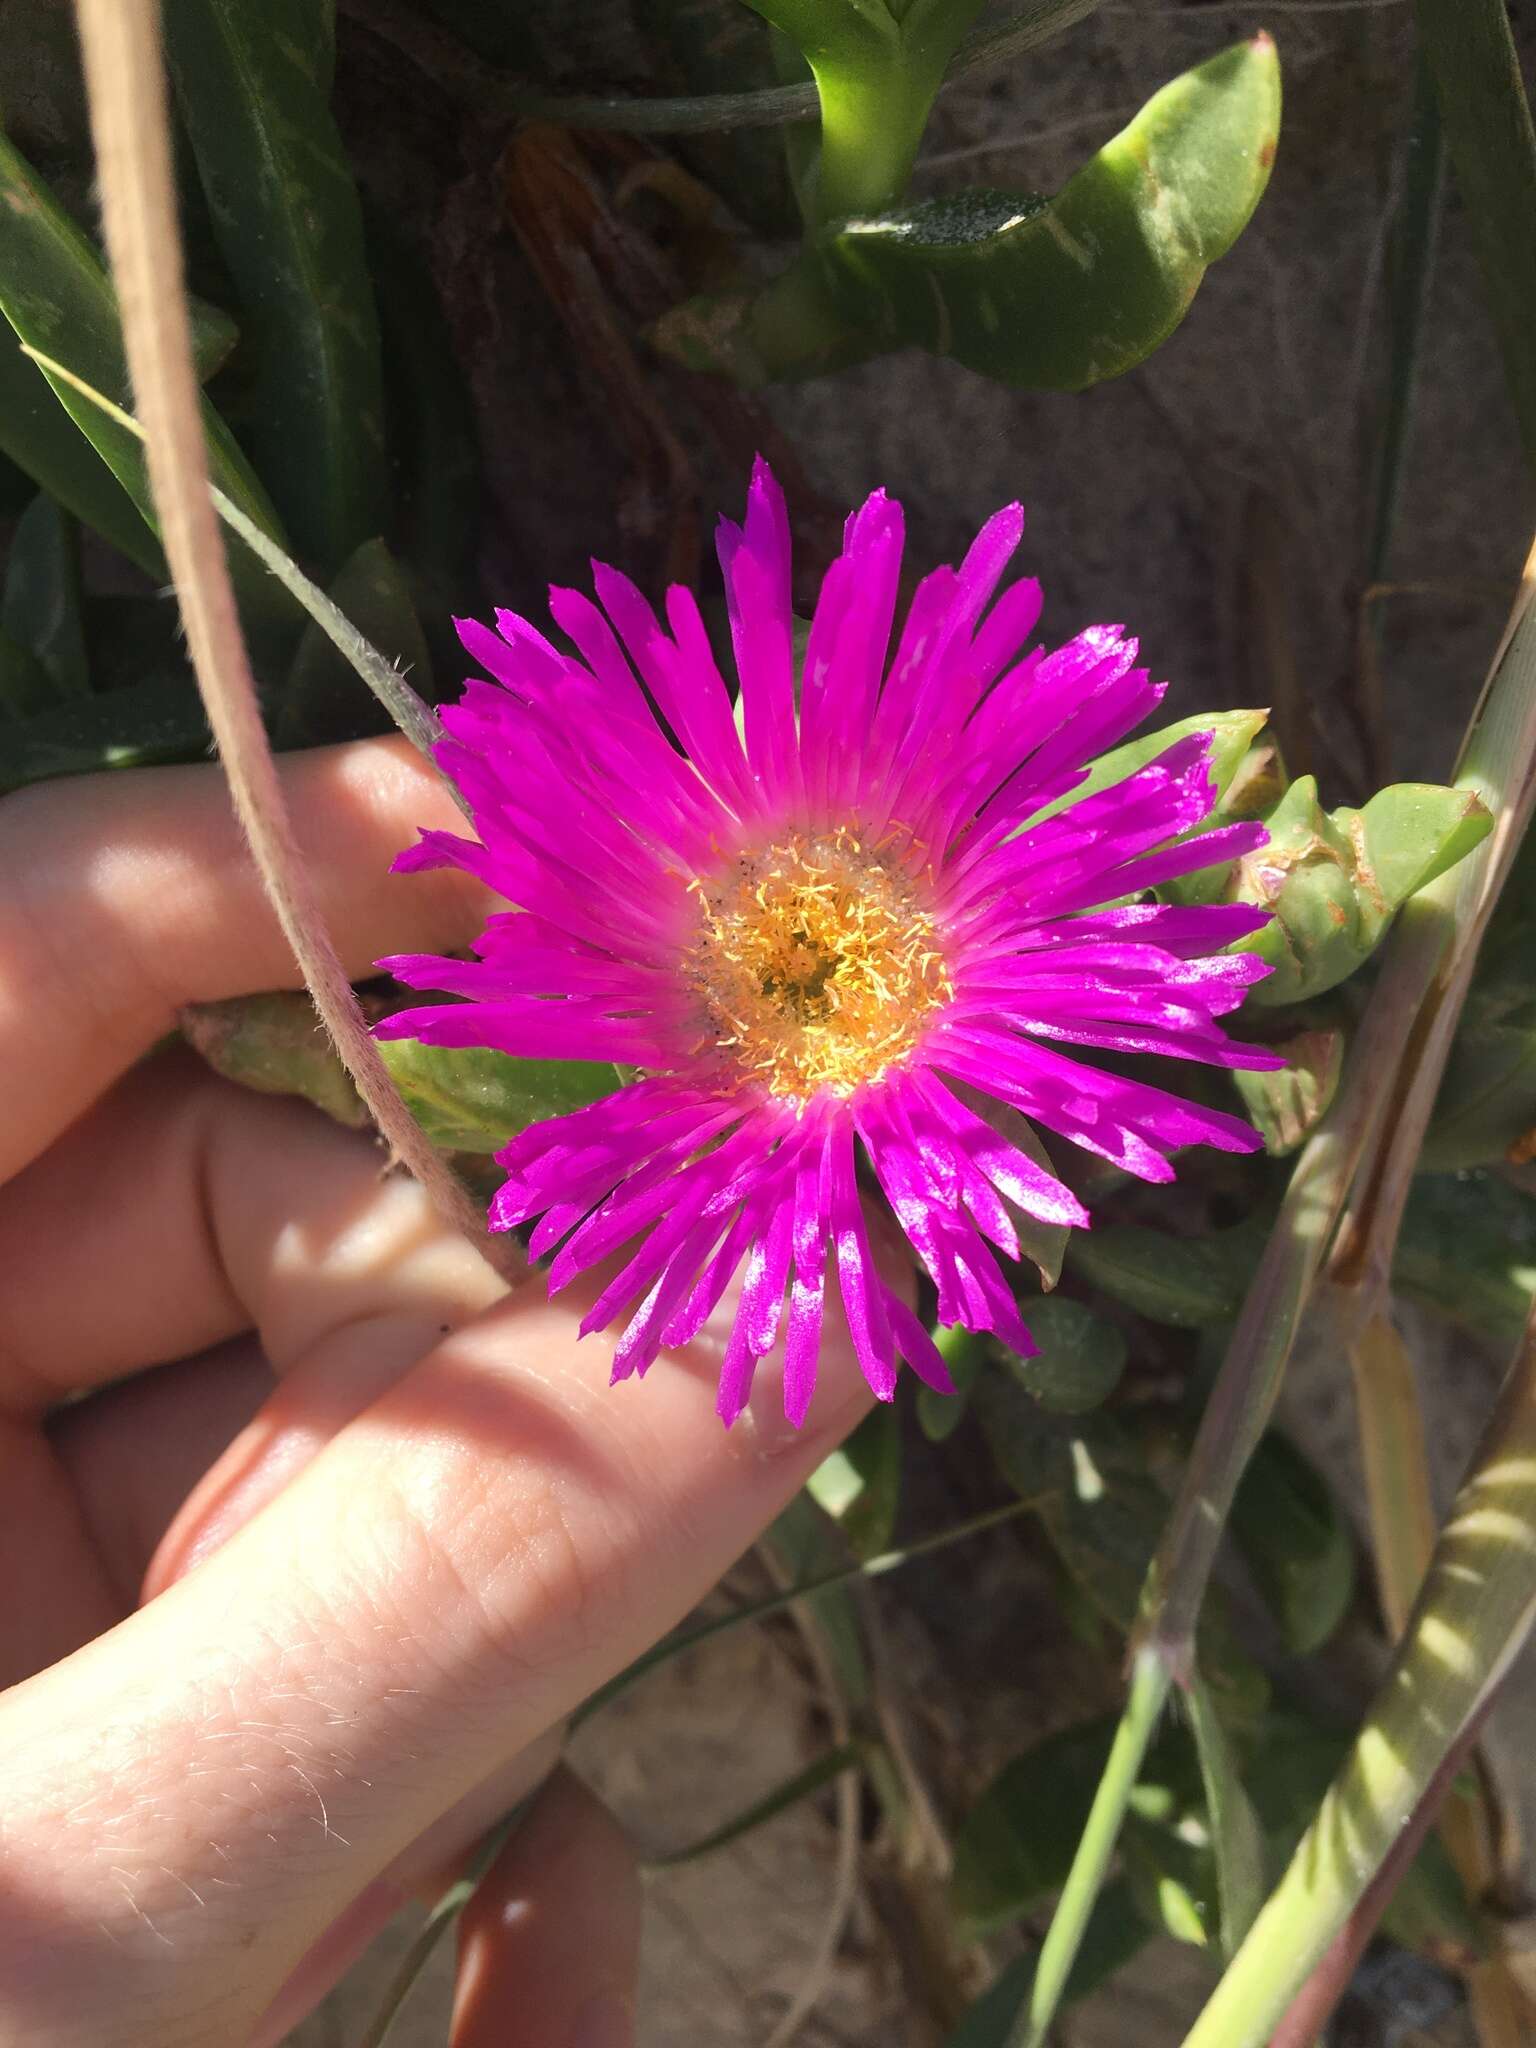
[2,492,87,701]
[826,33,1278,388]
[917,1324,988,1442]
[1229,1430,1355,1656]
[1182,774,1494,1006]
[741,0,991,222]
[1231,1018,1344,1157]
[1030,708,1268,832]
[276,537,432,747]
[0,128,292,642]
[671,36,1279,386]
[1066,1220,1253,1327]
[807,1403,901,1559]
[1003,1295,1127,1415]
[164,0,389,571]
[373,1037,618,1153]
[179,991,620,1153]
[1241,1708,1482,1964]
[180,991,370,1131]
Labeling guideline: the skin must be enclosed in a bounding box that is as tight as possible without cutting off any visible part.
[0,738,881,2047]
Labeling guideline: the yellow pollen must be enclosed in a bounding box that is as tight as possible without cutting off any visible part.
[683,826,953,1101]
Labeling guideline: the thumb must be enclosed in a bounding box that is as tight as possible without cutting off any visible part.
[451,1766,641,2048]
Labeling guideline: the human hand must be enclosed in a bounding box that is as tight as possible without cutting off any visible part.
[0,738,878,2046]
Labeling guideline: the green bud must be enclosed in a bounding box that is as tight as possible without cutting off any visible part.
[1209,776,1493,1006]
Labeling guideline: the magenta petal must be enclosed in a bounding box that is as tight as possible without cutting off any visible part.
[385,466,1280,1430]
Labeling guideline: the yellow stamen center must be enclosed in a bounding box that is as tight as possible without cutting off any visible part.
[683,826,952,1101]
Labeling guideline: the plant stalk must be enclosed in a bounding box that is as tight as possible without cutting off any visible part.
[1181,1299,1536,2048]
[1008,1648,1167,2048]
[70,0,500,1269]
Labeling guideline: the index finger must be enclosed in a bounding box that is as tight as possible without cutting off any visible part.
[0,737,484,1181]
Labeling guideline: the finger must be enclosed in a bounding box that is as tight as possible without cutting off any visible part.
[0,1052,502,1687]
[0,1264,875,2045]
[0,1047,504,1410]
[48,1339,276,1613]
[451,1768,641,2048]
[0,1337,276,1687]
[0,735,485,1182]
[251,1734,565,2048]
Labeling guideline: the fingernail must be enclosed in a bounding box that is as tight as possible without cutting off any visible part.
[567,1992,635,2048]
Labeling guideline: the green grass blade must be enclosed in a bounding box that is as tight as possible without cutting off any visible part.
[1366,52,1444,590]
[0,128,294,642]
[164,0,389,569]
[1416,0,1536,469]
[22,346,444,765]
[647,1739,870,1867]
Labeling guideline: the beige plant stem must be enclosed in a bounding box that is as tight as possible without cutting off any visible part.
[1346,1312,1529,2046]
[72,0,509,1274]
[1181,1299,1536,2048]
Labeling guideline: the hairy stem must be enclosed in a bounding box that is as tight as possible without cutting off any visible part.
[72,0,505,1272]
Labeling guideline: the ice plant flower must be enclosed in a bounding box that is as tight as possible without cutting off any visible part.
[379,463,1282,1426]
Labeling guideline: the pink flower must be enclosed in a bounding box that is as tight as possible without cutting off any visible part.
[380,463,1280,1425]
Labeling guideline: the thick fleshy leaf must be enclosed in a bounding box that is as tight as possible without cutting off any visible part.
[180,991,371,1131]
[826,36,1278,387]
[374,1037,620,1152]
[1002,1294,1126,1414]
[917,1325,988,1442]
[740,0,990,222]
[1229,1431,1355,1657]
[1,493,87,701]
[806,1403,901,1559]
[1177,775,1493,1006]
[0,129,292,641]
[276,537,433,746]
[1066,1219,1255,1327]
[1025,709,1267,833]
[1231,1019,1344,1156]
[1243,1708,1482,1965]
[661,37,1279,387]
[164,0,389,570]
[181,990,619,1150]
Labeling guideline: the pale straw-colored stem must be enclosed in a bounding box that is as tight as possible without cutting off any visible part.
[72,0,509,1273]
[1180,1300,1536,2048]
